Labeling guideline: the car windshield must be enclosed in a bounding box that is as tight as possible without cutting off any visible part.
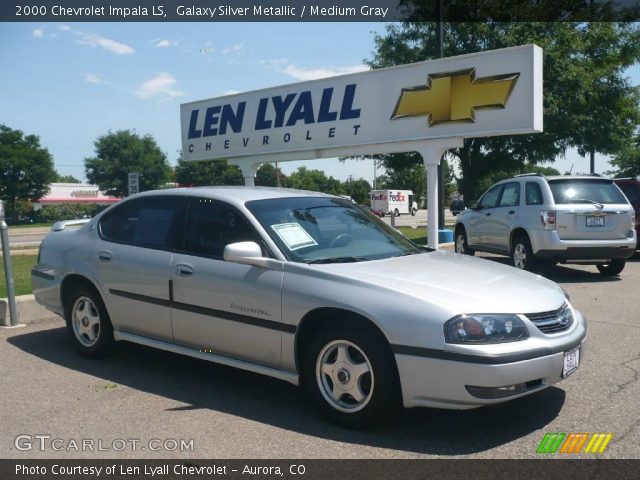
[548,179,628,205]
[245,197,423,263]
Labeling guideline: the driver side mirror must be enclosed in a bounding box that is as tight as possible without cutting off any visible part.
[223,241,283,269]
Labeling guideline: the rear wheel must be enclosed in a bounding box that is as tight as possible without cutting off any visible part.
[64,286,114,357]
[511,234,538,272]
[454,227,475,256]
[302,324,401,428]
[597,259,625,276]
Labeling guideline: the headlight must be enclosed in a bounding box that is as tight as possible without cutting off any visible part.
[444,314,529,344]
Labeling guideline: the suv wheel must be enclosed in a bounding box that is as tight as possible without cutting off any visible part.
[597,259,625,276]
[302,324,400,428]
[454,227,475,256]
[65,286,114,357]
[511,234,538,271]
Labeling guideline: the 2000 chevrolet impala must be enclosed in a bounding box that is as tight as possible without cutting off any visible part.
[32,187,586,427]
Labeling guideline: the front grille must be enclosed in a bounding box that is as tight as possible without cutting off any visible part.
[525,303,573,334]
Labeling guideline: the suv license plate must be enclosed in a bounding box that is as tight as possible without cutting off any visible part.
[586,216,605,227]
[562,346,580,378]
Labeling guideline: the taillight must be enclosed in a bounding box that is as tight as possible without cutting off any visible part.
[541,210,556,230]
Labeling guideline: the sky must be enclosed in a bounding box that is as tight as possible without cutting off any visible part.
[1,22,639,186]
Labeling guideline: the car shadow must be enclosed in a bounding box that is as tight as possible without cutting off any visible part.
[7,326,565,456]
[476,254,623,284]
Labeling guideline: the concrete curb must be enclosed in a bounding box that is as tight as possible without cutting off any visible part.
[0,294,59,327]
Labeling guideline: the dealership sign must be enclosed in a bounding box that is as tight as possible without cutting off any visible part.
[181,44,542,162]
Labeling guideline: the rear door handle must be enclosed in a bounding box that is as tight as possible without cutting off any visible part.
[175,264,194,277]
[484,212,491,217]
[508,210,515,215]
[98,252,112,262]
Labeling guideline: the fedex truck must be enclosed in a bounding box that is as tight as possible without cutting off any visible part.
[370,189,418,217]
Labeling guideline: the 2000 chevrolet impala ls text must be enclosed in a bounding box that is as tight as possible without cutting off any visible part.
[32,187,586,427]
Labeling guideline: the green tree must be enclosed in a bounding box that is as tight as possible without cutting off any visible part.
[286,167,344,195]
[367,22,640,201]
[84,130,171,196]
[345,178,372,204]
[0,125,57,218]
[174,157,244,186]
[56,174,81,183]
[609,133,640,177]
[256,163,286,187]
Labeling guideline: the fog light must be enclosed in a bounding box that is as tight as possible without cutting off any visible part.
[466,383,527,399]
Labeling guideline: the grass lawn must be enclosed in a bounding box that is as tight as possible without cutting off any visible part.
[398,226,428,245]
[8,222,53,230]
[0,254,37,297]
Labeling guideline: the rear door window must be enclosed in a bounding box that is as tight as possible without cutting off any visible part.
[99,196,185,249]
[548,179,628,205]
[498,182,520,207]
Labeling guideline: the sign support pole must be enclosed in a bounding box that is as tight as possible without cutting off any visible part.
[417,137,463,250]
[0,201,20,327]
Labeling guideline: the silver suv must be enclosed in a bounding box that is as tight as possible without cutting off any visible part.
[454,174,637,275]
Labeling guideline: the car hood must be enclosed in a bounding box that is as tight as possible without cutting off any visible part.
[317,251,566,315]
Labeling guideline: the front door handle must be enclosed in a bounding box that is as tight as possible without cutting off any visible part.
[484,212,491,217]
[508,210,515,215]
[175,265,194,277]
[98,252,112,262]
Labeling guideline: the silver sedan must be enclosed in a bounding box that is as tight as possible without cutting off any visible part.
[32,187,586,427]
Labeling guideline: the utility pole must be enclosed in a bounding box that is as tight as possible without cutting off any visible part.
[435,0,445,230]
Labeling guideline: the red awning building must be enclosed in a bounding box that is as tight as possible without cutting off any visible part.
[33,183,121,210]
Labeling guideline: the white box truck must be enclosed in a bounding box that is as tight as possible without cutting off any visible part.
[370,190,418,217]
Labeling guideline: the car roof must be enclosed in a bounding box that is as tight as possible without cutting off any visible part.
[545,175,613,181]
[131,186,335,204]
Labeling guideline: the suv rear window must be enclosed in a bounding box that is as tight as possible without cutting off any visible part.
[548,179,628,205]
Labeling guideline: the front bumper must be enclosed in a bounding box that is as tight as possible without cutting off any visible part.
[395,311,586,409]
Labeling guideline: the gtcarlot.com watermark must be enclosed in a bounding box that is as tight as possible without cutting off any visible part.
[14,435,194,452]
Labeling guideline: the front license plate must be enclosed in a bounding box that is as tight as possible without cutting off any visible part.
[562,346,580,378]
[586,216,605,227]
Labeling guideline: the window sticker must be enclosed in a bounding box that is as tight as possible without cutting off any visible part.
[271,223,318,251]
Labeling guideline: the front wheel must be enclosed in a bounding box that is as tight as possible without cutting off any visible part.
[65,287,114,357]
[302,325,401,428]
[410,208,417,216]
[597,259,625,276]
[394,208,400,217]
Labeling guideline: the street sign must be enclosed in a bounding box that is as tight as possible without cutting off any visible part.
[128,173,140,196]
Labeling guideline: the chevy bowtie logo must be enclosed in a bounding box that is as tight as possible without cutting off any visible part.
[391,69,520,126]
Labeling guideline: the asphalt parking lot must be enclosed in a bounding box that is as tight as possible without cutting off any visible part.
[1,252,639,459]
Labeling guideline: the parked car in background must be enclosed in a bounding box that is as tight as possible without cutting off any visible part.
[613,177,640,244]
[454,174,636,275]
[33,187,585,427]
[450,199,465,216]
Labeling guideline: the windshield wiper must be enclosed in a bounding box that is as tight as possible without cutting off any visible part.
[308,256,369,264]
[566,198,604,208]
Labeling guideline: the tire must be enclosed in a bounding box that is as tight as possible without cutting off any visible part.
[511,234,538,272]
[302,323,401,428]
[410,208,417,216]
[454,227,475,256]
[394,208,400,217]
[64,285,114,357]
[597,259,625,276]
